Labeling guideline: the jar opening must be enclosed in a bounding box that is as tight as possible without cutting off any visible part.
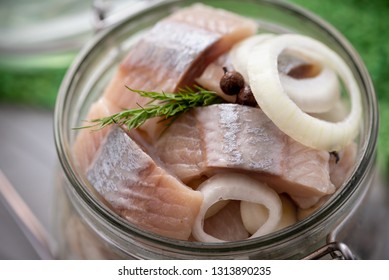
[54,0,378,259]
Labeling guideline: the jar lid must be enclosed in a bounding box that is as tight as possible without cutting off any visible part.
[0,0,155,68]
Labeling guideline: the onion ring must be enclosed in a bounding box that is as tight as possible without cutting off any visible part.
[192,173,282,242]
[280,65,340,113]
[241,194,297,234]
[248,34,362,151]
[230,33,275,81]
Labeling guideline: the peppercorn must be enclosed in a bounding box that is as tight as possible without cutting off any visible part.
[236,85,257,107]
[329,151,340,164]
[219,67,245,96]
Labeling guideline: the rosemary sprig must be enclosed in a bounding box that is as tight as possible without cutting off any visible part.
[76,86,223,131]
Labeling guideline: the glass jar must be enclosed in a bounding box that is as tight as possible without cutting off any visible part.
[53,0,387,259]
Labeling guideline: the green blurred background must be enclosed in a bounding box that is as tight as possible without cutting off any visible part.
[0,0,388,171]
[288,0,389,174]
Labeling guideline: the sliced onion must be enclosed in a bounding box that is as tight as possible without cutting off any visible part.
[230,33,275,81]
[310,99,350,122]
[280,65,340,113]
[192,173,282,243]
[240,201,268,235]
[205,200,229,219]
[275,195,297,231]
[241,194,297,234]
[248,34,362,151]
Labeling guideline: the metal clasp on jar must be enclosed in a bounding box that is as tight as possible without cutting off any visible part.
[303,242,355,260]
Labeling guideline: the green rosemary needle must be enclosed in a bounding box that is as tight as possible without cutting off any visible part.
[77,86,224,131]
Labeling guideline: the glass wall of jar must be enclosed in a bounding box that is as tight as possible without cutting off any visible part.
[53,0,386,259]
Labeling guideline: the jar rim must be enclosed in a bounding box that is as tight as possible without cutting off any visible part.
[54,0,378,256]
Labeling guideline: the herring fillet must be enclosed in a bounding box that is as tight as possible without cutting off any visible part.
[203,200,249,242]
[329,142,357,188]
[102,3,257,144]
[155,104,335,198]
[195,53,236,103]
[86,127,203,240]
[73,97,120,174]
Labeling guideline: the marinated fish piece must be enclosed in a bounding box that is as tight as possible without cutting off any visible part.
[156,103,335,198]
[86,126,203,240]
[295,143,357,208]
[296,196,329,221]
[329,142,357,188]
[152,111,203,182]
[195,53,236,102]
[289,194,321,209]
[203,200,250,242]
[73,97,120,174]
[102,3,257,143]
[167,3,258,62]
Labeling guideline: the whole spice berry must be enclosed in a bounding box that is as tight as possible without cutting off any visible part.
[220,67,245,96]
[236,85,257,107]
[329,151,340,164]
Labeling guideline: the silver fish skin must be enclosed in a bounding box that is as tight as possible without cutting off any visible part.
[203,200,250,242]
[102,4,257,144]
[87,126,203,240]
[155,104,335,198]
